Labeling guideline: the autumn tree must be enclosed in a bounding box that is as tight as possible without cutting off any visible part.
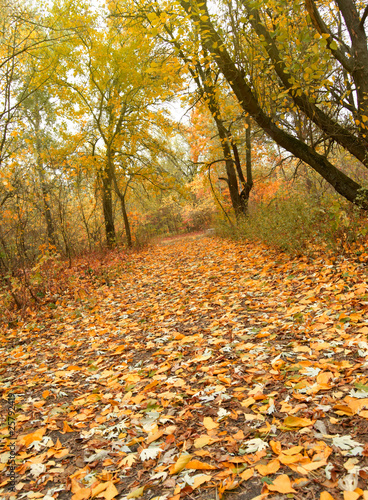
[172,0,368,208]
[118,0,254,217]
[0,0,72,206]
[53,0,183,247]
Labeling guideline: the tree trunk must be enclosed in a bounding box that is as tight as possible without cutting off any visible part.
[110,157,132,247]
[38,168,57,248]
[119,192,132,248]
[237,115,253,213]
[203,78,246,217]
[101,161,116,248]
[33,109,57,248]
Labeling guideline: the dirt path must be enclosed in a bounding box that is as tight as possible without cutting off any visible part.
[1,236,368,500]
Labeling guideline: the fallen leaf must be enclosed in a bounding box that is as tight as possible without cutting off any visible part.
[126,486,145,499]
[185,459,217,470]
[283,416,314,428]
[18,428,46,448]
[169,454,193,474]
[268,474,296,493]
[203,416,219,430]
[256,459,280,476]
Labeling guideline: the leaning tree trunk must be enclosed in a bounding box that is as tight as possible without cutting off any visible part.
[110,159,132,248]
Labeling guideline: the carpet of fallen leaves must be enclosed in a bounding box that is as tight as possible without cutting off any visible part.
[1,233,368,500]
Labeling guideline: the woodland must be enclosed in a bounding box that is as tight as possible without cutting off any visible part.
[1,0,368,499]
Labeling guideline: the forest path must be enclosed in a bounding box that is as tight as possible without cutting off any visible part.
[1,236,368,500]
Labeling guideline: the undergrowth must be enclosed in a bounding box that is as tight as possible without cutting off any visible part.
[216,190,368,256]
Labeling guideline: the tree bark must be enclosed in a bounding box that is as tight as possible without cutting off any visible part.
[110,158,132,247]
[101,156,116,248]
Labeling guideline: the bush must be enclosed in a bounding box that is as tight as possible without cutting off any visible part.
[216,189,368,255]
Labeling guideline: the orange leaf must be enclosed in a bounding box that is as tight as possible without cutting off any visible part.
[146,430,165,445]
[91,482,109,497]
[296,460,327,474]
[281,446,303,456]
[256,459,280,476]
[239,468,254,481]
[192,474,212,489]
[18,428,46,447]
[283,416,314,428]
[343,493,360,500]
[185,459,217,470]
[268,474,296,494]
[270,440,282,455]
[71,488,91,500]
[63,421,74,433]
[54,448,69,459]
[320,493,336,500]
[203,417,219,430]
[279,453,304,465]
[103,482,119,500]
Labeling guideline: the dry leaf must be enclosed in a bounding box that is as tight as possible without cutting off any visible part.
[320,493,336,500]
[268,474,296,493]
[18,428,46,448]
[203,417,219,430]
[239,468,254,481]
[185,459,217,470]
[256,459,280,476]
[126,486,145,499]
[283,416,314,428]
[169,454,193,474]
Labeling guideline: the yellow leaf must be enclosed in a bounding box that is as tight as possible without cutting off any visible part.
[343,492,360,500]
[239,467,254,481]
[194,435,217,448]
[169,454,193,474]
[192,474,212,489]
[103,482,119,500]
[268,474,296,494]
[269,440,282,455]
[91,482,109,497]
[119,454,136,467]
[320,493,336,500]
[72,488,91,500]
[256,459,280,476]
[63,421,74,433]
[203,417,219,430]
[343,458,359,471]
[283,416,314,428]
[126,486,145,499]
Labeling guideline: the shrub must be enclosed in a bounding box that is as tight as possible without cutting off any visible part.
[216,188,368,255]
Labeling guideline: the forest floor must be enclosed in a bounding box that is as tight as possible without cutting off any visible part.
[1,234,368,500]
